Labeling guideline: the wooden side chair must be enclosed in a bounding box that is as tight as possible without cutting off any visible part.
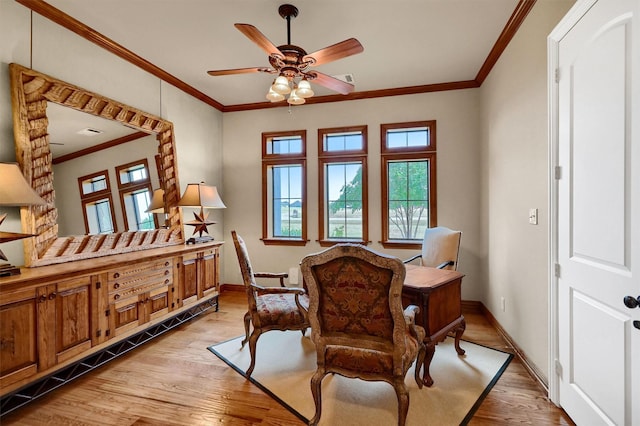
[300,243,426,426]
[231,230,309,377]
[405,226,462,270]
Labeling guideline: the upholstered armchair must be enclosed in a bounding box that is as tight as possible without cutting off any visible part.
[404,226,462,270]
[300,243,426,426]
[231,230,309,377]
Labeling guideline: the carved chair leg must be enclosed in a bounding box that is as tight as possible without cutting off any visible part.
[394,378,410,426]
[309,370,325,426]
[246,330,261,377]
[241,311,251,347]
[414,343,426,389]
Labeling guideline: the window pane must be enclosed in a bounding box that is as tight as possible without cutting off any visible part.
[324,132,363,152]
[267,136,303,155]
[326,162,362,239]
[387,160,429,240]
[86,198,114,234]
[387,128,429,149]
[119,164,148,185]
[270,164,303,237]
[82,174,107,195]
[123,188,153,230]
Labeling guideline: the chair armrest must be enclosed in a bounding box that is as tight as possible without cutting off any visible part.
[435,260,455,269]
[254,272,288,287]
[251,283,306,296]
[403,305,420,324]
[403,254,422,264]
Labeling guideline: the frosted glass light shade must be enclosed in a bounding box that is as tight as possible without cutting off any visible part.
[296,80,314,98]
[287,89,305,105]
[272,75,291,95]
[266,87,285,102]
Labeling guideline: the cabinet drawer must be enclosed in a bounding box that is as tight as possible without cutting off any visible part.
[108,260,173,293]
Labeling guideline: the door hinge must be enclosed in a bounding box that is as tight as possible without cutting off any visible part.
[554,263,561,278]
[105,309,110,317]
[555,359,563,377]
[95,281,101,289]
[106,329,111,337]
[96,329,101,337]
[555,68,560,83]
[554,166,562,180]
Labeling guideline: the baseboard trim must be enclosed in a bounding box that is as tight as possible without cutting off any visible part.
[476,302,549,393]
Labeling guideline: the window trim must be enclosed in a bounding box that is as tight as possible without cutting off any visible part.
[318,125,369,247]
[380,121,437,249]
[261,130,308,246]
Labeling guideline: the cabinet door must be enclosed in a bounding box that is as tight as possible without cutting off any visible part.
[0,287,38,388]
[181,254,198,305]
[199,249,218,297]
[53,277,93,364]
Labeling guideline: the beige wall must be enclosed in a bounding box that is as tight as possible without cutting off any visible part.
[0,1,224,264]
[479,0,573,381]
[222,89,483,300]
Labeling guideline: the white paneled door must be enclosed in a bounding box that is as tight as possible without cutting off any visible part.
[552,0,640,425]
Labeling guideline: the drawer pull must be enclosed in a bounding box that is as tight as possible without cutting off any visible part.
[114,294,120,300]
[39,295,47,303]
[165,279,170,285]
[48,292,56,300]
[113,283,120,289]
[113,272,120,279]
[165,261,170,267]
[164,270,170,276]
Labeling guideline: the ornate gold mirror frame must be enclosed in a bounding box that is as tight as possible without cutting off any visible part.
[10,63,185,267]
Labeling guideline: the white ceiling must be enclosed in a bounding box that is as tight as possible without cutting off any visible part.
[43,0,521,107]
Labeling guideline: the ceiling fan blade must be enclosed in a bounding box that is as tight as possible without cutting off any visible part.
[309,72,355,95]
[234,23,284,58]
[304,38,364,66]
[207,67,270,76]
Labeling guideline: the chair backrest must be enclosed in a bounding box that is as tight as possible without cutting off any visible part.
[231,230,258,310]
[300,244,408,352]
[420,226,462,270]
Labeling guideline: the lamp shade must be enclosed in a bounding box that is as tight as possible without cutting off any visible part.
[178,183,226,209]
[266,87,285,102]
[0,163,47,206]
[272,75,291,95]
[145,188,165,213]
[296,79,314,98]
[287,89,305,105]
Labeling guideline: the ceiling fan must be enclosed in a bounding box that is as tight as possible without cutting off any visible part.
[207,4,364,104]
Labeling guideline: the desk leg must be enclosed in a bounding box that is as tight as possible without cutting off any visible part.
[453,316,466,355]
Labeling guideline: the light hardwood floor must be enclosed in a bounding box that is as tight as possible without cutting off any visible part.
[2,291,574,425]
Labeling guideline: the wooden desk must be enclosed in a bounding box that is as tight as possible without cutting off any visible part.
[401,264,466,386]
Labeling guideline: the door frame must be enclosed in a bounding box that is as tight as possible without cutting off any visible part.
[546,0,598,406]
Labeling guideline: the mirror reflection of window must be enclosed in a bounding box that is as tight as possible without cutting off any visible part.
[78,170,117,235]
[116,159,157,231]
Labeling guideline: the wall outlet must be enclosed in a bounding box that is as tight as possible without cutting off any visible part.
[501,296,506,312]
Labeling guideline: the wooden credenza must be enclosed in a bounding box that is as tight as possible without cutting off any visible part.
[0,241,222,400]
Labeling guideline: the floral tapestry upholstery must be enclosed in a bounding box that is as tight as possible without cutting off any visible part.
[255,293,310,327]
[311,257,394,339]
[301,243,426,426]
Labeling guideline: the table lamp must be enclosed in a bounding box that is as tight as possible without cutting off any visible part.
[145,188,168,228]
[0,163,47,276]
[177,182,226,244]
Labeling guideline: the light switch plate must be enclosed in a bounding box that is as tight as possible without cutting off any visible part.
[529,208,538,225]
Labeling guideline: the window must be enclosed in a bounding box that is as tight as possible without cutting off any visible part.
[318,126,368,246]
[381,121,437,248]
[77,170,117,234]
[261,130,307,246]
[115,159,156,231]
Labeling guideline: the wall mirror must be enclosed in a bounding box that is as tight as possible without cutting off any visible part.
[10,63,185,267]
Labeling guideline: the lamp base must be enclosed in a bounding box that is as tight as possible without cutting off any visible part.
[186,235,214,245]
[0,263,21,277]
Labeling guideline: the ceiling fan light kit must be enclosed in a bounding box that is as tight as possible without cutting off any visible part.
[208,4,363,106]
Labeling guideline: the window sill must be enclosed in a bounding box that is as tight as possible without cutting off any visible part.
[261,238,308,247]
[380,240,421,250]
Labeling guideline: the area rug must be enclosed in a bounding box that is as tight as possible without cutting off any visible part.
[208,331,512,425]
